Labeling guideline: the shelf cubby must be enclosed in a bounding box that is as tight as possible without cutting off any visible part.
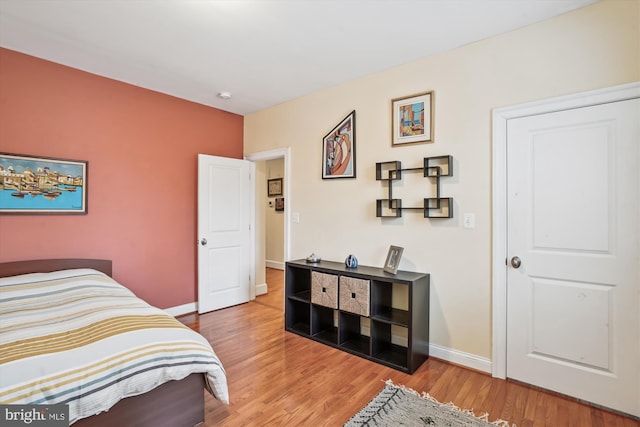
[339,312,371,356]
[370,280,409,326]
[286,298,310,335]
[311,305,338,345]
[371,320,409,369]
[286,265,311,296]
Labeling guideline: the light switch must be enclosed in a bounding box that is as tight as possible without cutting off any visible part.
[291,212,300,223]
[463,213,475,229]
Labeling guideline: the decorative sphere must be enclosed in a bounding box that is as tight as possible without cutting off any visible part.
[345,255,358,268]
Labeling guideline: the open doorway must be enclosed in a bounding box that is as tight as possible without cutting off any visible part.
[245,148,290,299]
[263,157,285,271]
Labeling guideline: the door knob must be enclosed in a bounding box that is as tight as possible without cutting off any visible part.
[200,238,207,246]
[510,256,521,269]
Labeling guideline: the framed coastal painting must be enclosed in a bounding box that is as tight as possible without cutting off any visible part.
[0,153,88,214]
[322,110,356,179]
[391,91,434,146]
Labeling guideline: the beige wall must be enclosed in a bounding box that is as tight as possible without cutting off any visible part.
[244,1,640,359]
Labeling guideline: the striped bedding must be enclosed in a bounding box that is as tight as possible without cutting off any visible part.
[0,268,229,424]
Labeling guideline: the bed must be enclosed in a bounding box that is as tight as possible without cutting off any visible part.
[0,258,228,427]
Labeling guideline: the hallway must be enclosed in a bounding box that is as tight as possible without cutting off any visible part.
[255,267,284,311]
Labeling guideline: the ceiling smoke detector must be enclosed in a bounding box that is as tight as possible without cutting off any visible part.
[217,91,232,100]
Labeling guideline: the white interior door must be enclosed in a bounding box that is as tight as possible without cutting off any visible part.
[197,154,253,314]
[506,98,639,416]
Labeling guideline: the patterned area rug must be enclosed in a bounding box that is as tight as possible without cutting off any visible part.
[344,380,513,427]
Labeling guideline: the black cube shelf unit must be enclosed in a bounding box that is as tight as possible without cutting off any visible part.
[376,155,453,218]
[285,259,430,373]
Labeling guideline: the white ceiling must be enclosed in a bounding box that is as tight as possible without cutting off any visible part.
[0,0,597,115]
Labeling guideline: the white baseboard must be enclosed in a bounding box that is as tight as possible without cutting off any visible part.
[164,302,197,317]
[360,326,491,373]
[265,260,285,270]
[428,342,492,373]
[256,282,268,296]
[165,282,269,315]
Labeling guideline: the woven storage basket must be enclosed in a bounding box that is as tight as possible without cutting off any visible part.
[339,276,370,316]
[311,271,338,309]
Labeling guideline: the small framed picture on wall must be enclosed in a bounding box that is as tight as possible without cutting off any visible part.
[268,178,283,197]
[391,91,434,146]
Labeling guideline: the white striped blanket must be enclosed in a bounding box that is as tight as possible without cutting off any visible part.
[0,268,229,424]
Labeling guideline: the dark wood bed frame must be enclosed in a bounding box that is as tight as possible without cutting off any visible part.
[0,259,206,427]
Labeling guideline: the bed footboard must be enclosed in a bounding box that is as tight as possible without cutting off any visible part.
[73,373,205,427]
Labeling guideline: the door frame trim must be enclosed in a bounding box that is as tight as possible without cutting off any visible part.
[245,147,292,284]
[491,82,640,379]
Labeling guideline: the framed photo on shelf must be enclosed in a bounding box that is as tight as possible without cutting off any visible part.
[0,152,88,214]
[322,110,356,179]
[267,178,283,197]
[383,245,404,274]
[391,91,433,146]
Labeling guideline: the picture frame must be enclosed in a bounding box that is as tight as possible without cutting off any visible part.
[391,91,434,146]
[267,178,283,197]
[275,197,284,212]
[0,152,88,214]
[383,245,404,274]
[322,110,356,179]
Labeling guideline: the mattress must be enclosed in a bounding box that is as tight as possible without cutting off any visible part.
[0,268,229,424]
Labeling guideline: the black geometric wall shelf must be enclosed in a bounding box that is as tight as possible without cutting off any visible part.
[376,155,453,218]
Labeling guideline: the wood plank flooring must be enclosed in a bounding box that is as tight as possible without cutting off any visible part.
[179,268,638,427]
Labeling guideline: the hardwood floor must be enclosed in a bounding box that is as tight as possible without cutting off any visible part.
[179,268,638,427]
[253,266,284,311]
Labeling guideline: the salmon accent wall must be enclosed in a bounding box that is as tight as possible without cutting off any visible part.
[0,48,243,309]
